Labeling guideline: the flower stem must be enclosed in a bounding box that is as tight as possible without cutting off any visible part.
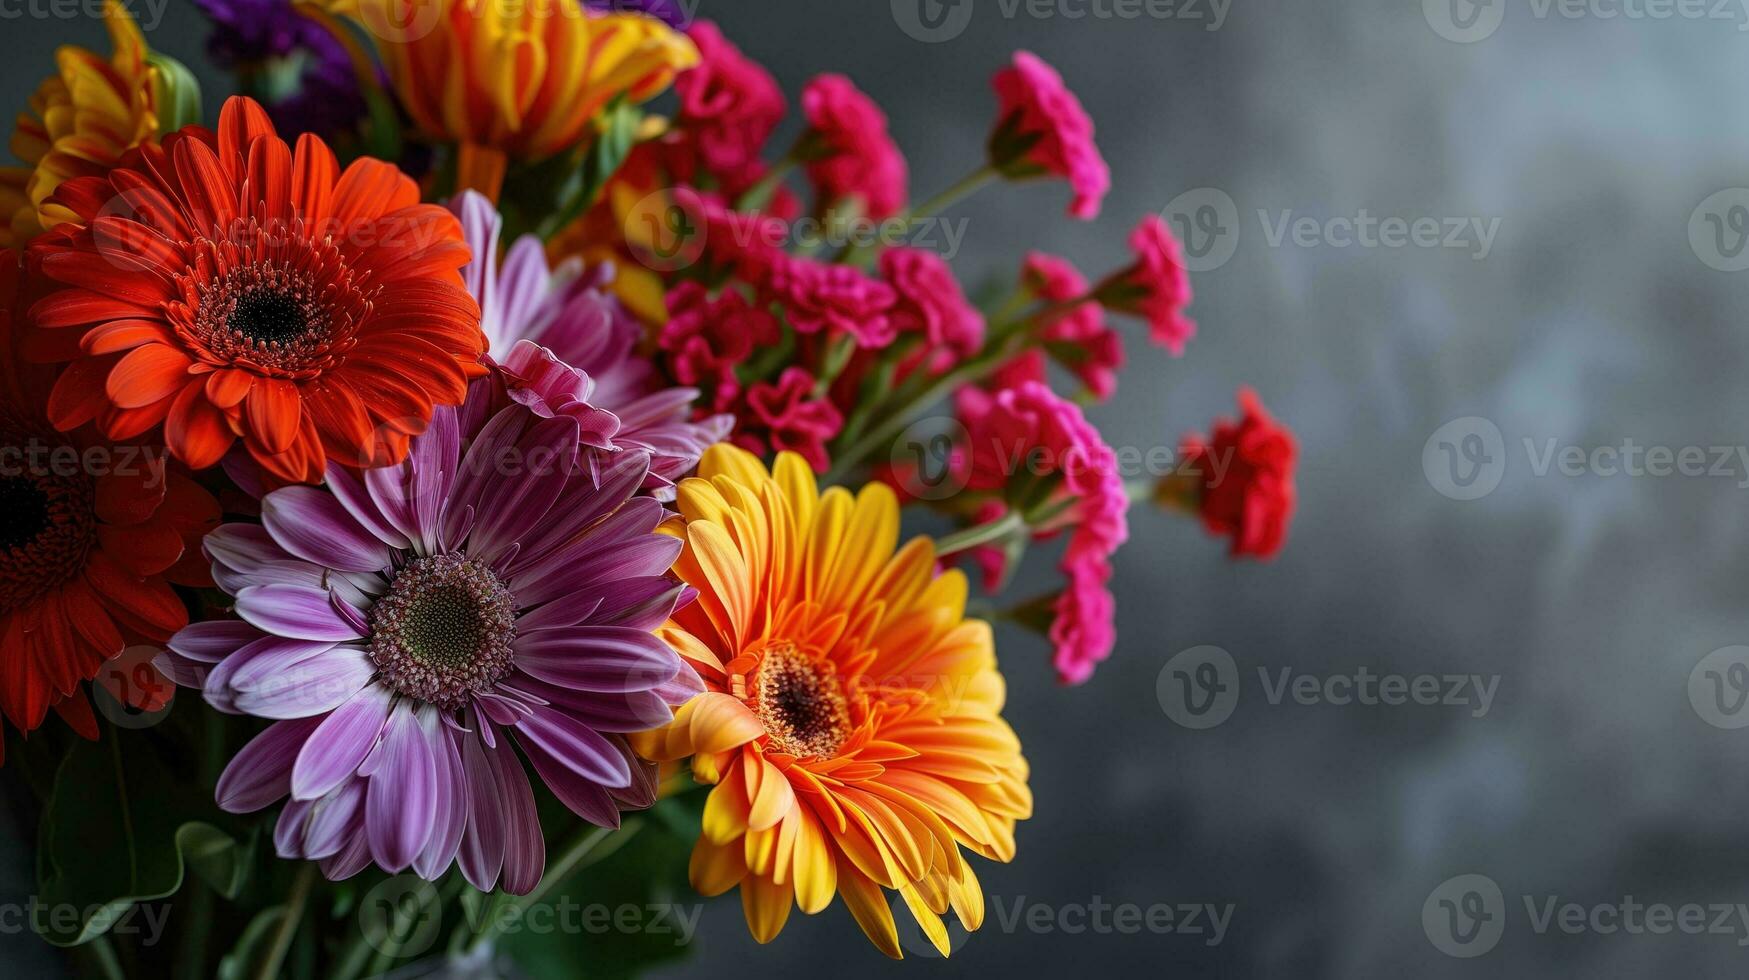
[905,164,998,225]
[934,510,1026,558]
[253,862,317,980]
[468,819,646,953]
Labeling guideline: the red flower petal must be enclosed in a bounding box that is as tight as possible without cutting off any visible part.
[245,376,302,454]
[166,377,237,469]
[106,343,192,409]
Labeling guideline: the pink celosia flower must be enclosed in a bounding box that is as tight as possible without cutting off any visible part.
[1051,553,1118,685]
[672,20,785,184]
[1103,214,1197,355]
[990,51,1110,220]
[734,367,844,472]
[880,247,985,370]
[766,255,897,348]
[800,74,908,220]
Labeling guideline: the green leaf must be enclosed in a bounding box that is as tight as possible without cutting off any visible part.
[538,100,643,239]
[33,730,247,946]
[147,52,203,133]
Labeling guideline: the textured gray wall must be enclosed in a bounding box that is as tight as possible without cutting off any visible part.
[8,0,1749,976]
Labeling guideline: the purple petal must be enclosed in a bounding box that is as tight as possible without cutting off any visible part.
[204,523,301,580]
[231,648,376,720]
[325,464,412,550]
[234,584,366,641]
[221,638,343,693]
[408,407,460,554]
[464,416,579,563]
[168,619,264,662]
[320,832,373,882]
[514,728,621,827]
[513,626,680,693]
[366,702,439,872]
[503,453,650,575]
[414,725,468,880]
[262,485,393,573]
[291,684,394,800]
[522,579,683,633]
[516,680,676,733]
[511,703,633,789]
[487,734,544,895]
[275,799,312,858]
[215,716,322,812]
[365,459,421,552]
[302,778,367,860]
[458,729,506,892]
[512,536,682,607]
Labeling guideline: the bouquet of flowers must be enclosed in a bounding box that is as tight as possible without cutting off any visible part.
[0,0,1299,975]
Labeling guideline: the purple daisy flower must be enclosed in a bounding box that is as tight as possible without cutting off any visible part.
[158,385,701,892]
[452,191,732,500]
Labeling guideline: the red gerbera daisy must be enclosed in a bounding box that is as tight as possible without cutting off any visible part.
[0,250,218,760]
[25,97,484,484]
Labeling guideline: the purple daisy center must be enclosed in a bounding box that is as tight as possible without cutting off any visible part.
[368,554,517,710]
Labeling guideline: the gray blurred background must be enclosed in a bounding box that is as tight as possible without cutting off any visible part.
[9,0,1749,976]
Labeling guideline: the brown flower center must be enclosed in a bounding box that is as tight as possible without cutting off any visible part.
[169,219,372,379]
[369,554,517,710]
[751,641,852,759]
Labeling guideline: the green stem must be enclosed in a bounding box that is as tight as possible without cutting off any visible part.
[934,510,1026,558]
[468,820,646,953]
[735,155,798,212]
[813,334,858,398]
[254,862,317,980]
[905,164,998,225]
[88,934,126,980]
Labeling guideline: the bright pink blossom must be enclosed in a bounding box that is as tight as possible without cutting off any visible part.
[1022,251,1124,399]
[881,247,985,369]
[766,255,897,348]
[801,74,908,220]
[671,21,786,186]
[660,283,779,406]
[733,367,844,472]
[1109,214,1197,355]
[990,51,1109,220]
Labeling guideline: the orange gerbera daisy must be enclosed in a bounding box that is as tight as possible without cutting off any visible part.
[340,0,697,200]
[0,250,218,760]
[25,96,485,484]
[632,445,1032,957]
[0,0,159,249]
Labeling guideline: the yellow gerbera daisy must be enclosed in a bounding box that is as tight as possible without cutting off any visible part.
[0,0,158,248]
[632,445,1033,957]
[339,0,697,201]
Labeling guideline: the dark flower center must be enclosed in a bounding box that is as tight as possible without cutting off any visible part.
[751,641,852,759]
[369,554,517,710]
[227,289,311,345]
[0,435,98,612]
[0,476,50,552]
